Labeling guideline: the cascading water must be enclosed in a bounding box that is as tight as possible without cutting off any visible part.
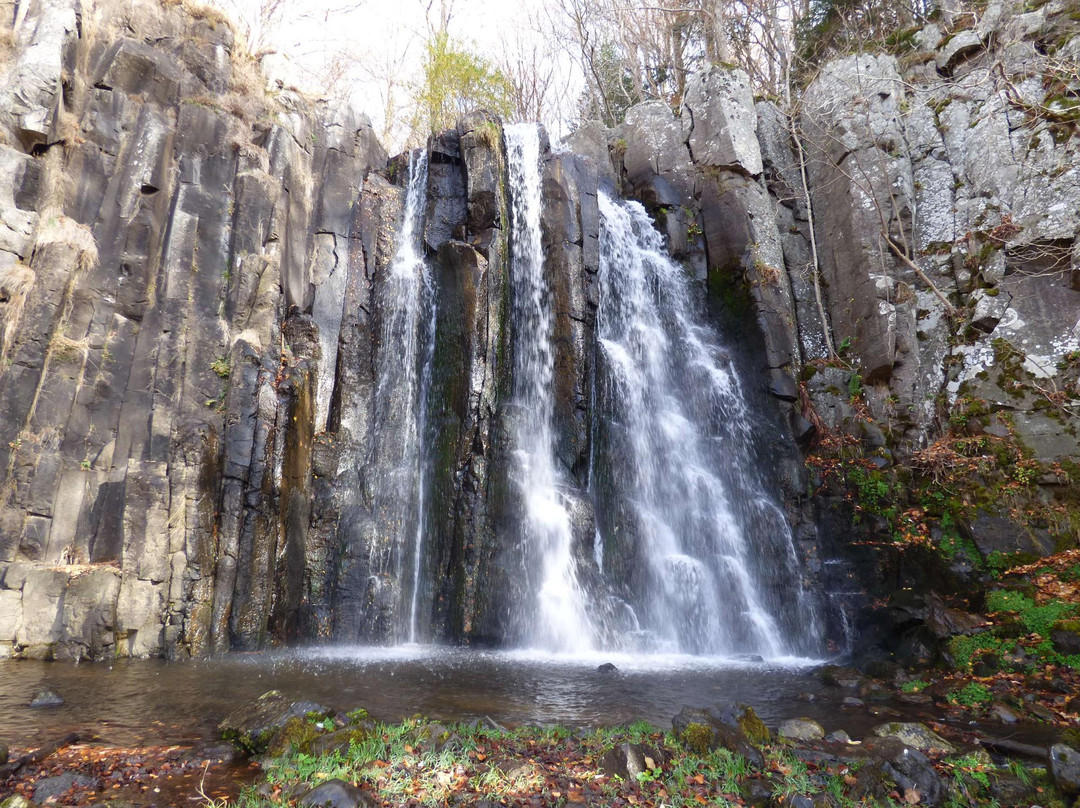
[593,193,820,658]
[367,149,435,643]
[504,124,596,653]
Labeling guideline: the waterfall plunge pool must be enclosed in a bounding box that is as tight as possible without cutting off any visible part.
[0,648,846,749]
[0,647,989,754]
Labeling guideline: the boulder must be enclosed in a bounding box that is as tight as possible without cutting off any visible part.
[681,66,762,176]
[882,746,944,807]
[1050,744,1080,796]
[219,691,330,755]
[777,719,825,742]
[871,723,956,753]
[297,779,375,808]
[597,663,618,674]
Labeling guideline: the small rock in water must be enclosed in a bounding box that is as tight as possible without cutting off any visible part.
[777,718,825,742]
[0,742,7,765]
[597,663,618,674]
[841,696,864,708]
[297,778,376,808]
[825,730,853,744]
[30,689,64,708]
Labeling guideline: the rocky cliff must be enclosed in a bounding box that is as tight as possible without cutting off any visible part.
[558,0,1079,655]
[0,0,1076,661]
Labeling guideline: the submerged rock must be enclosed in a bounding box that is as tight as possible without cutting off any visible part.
[29,689,63,708]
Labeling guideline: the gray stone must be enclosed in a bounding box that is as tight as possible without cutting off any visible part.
[29,688,64,707]
[672,703,770,767]
[32,772,98,802]
[871,722,956,753]
[681,66,762,176]
[883,746,944,807]
[935,31,983,73]
[777,718,825,741]
[1050,744,1080,796]
[297,779,375,808]
[969,288,1010,333]
[600,742,668,780]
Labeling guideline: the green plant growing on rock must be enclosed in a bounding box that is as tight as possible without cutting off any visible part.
[211,354,231,379]
[948,682,993,707]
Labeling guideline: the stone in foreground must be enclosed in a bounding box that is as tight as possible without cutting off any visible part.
[298,779,376,808]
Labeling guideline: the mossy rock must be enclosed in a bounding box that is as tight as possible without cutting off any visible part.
[679,722,714,755]
[309,727,370,758]
[1060,727,1080,749]
[671,703,768,767]
[219,691,330,755]
[736,707,770,746]
[265,716,321,757]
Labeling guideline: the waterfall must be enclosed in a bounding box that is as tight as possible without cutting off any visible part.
[505,124,596,653]
[368,149,434,643]
[594,193,819,657]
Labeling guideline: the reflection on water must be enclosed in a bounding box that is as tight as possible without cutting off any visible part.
[22,646,1022,756]
[0,647,834,748]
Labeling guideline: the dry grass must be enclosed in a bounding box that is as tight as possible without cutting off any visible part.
[36,215,99,273]
[48,333,90,364]
[0,263,36,361]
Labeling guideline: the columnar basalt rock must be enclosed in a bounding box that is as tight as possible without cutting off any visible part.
[3,0,1073,661]
[0,0,385,659]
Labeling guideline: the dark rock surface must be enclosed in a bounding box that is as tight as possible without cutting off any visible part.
[297,779,375,808]
[1050,744,1080,796]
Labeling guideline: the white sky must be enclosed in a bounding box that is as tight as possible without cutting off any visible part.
[216,0,580,151]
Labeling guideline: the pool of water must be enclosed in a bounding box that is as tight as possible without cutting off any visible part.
[0,646,990,752]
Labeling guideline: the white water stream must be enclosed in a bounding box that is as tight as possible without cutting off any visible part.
[505,124,595,653]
